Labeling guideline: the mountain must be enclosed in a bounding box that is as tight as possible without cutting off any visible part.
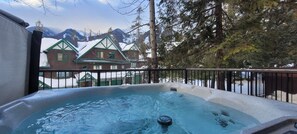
[27,26,60,37]
[111,28,130,42]
[26,26,140,45]
[53,28,85,41]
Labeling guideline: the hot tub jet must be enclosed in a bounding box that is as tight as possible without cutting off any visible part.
[157,115,172,133]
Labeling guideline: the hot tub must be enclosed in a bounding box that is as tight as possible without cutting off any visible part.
[1,83,297,133]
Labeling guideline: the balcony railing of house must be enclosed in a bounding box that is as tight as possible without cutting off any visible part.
[39,68,297,104]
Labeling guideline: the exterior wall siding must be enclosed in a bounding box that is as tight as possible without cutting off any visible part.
[123,50,139,60]
[81,48,126,61]
[42,37,147,78]
[47,49,78,70]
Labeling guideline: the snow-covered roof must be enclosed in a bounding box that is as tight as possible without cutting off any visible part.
[41,38,78,52]
[39,52,49,67]
[119,42,126,50]
[39,77,78,88]
[146,49,152,58]
[119,42,137,51]
[41,38,60,52]
[139,55,147,61]
[77,38,104,58]
[123,35,134,43]
[144,36,149,44]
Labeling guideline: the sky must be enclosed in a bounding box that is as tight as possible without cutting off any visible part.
[0,0,151,33]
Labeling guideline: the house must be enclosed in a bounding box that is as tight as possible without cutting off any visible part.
[119,42,144,68]
[39,35,145,88]
[40,38,78,78]
[40,35,146,71]
[75,36,130,70]
[41,38,78,70]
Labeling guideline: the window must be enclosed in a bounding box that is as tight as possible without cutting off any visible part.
[131,63,136,68]
[57,53,63,61]
[108,52,115,59]
[93,65,102,70]
[122,65,125,69]
[97,51,104,58]
[110,65,117,70]
[57,53,68,62]
[56,72,70,78]
[39,72,44,76]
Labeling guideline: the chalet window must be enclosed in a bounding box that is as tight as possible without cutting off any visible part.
[57,53,63,61]
[131,63,136,68]
[97,51,104,58]
[39,72,44,76]
[93,65,102,70]
[57,53,68,62]
[110,65,117,70]
[56,72,70,78]
[108,52,115,59]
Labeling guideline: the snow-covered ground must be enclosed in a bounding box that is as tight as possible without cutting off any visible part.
[39,77,78,89]
[39,71,144,89]
[159,77,297,103]
[267,90,297,103]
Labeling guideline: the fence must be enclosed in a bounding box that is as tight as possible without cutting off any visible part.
[39,68,297,103]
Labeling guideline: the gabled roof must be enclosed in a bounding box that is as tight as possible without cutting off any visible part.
[119,42,140,51]
[77,36,128,60]
[41,38,59,52]
[77,37,104,58]
[41,38,78,52]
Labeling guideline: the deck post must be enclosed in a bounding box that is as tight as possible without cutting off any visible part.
[28,30,42,94]
[226,71,232,92]
[184,69,188,84]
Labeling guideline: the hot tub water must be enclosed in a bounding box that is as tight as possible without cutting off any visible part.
[13,89,259,134]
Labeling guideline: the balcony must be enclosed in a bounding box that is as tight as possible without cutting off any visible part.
[39,68,297,104]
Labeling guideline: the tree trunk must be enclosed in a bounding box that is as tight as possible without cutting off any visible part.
[214,0,225,90]
[149,0,159,83]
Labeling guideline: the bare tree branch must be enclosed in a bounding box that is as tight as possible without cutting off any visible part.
[106,0,146,15]
[126,23,149,33]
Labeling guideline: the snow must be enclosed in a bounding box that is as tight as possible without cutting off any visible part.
[146,49,152,58]
[267,90,297,103]
[41,37,78,52]
[123,35,134,43]
[281,63,295,68]
[39,52,49,67]
[40,38,60,52]
[139,55,145,61]
[77,38,104,58]
[144,36,149,44]
[165,41,181,50]
[119,42,135,51]
[119,42,126,50]
[75,71,131,80]
[39,77,78,88]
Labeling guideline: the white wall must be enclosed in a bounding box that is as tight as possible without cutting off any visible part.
[0,14,31,106]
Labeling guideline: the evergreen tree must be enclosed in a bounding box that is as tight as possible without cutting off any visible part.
[131,7,144,45]
[158,0,297,68]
